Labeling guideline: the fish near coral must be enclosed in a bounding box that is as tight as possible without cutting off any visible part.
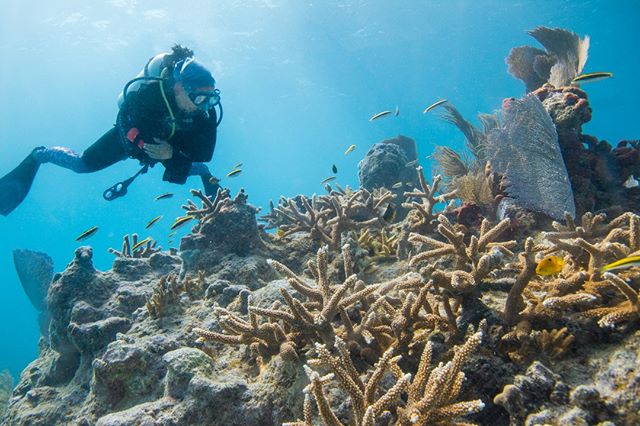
[571,72,613,85]
[600,255,640,273]
[145,215,162,229]
[536,255,564,276]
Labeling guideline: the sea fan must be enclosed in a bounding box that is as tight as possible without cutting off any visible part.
[506,26,590,91]
[486,94,575,220]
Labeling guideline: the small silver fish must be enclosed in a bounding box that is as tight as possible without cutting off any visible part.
[394,105,400,116]
[369,110,391,121]
[423,99,448,114]
[321,176,337,185]
[406,159,418,167]
[391,182,403,189]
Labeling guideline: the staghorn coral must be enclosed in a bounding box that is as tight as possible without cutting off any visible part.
[401,167,457,234]
[146,271,205,319]
[409,214,513,273]
[582,272,640,328]
[506,26,589,92]
[499,321,575,364]
[356,227,399,262]
[108,233,160,258]
[289,332,484,426]
[260,187,396,248]
[180,187,263,255]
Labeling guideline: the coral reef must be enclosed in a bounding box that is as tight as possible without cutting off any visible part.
[3,25,639,426]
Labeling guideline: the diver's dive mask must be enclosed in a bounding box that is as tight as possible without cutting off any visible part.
[189,88,221,110]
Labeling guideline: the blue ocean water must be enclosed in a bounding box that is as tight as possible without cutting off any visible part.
[0,0,637,380]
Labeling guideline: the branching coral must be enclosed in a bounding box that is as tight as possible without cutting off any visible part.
[108,233,161,258]
[260,188,396,248]
[582,272,640,328]
[287,331,484,426]
[500,321,575,364]
[146,271,205,319]
[409,214,513,273]
[401,167,456,233]
[356,228,399,261]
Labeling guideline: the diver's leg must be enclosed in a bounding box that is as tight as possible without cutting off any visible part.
[188,162,221,197]
[33,127,127,173]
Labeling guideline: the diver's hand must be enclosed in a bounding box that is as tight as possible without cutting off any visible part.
[144,138,174,160]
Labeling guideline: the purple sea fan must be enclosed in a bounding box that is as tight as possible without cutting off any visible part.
[486,94,576,220]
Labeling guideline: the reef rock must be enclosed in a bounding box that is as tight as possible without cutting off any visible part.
[358,135,419,218]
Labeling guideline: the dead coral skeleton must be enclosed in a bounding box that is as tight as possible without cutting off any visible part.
[108,233,160,258]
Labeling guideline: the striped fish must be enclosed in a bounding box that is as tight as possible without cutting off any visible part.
[132,237,152,252]
[76,226,98,241]
[572,72,613,84]
[600,255,640,272]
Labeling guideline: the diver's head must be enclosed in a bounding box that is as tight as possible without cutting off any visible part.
[173,58,219,113]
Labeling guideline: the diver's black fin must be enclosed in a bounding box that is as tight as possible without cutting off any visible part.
[13,249,54,312]
[0,152,40,216]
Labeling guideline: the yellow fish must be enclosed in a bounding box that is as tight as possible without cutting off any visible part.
[76,226,99,242]
[600,255,640,273]
[344,144,356,155]
[369,110,391,121]
[170,216,194,230]
[536,255,564,276]
[227,169,242,178]
[233,163,243,169]
[276,228,285,238]
[132,237,152,251]
[145,215,162,229]
[423,99,448,114]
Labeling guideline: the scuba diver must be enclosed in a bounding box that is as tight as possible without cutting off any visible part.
[0,44,223,216]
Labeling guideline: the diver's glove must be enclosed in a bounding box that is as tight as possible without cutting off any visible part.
[201,174,221,198]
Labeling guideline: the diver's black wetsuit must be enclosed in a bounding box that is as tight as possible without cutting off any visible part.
[85,79,218,184]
